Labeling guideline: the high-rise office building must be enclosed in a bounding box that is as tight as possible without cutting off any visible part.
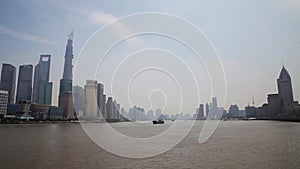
[62,32,74,81]
[211,97,218,110]
[277,66,294,105]
[113,100,120,120]
[84,80,98,119]
[59,32,75,119]
[205,103,210,117]
[73,85,84,117]
[33,55,52,105]
[0,63,16,104]
[106,97,113,120]
[196,104,204,119]
[16,64,33,104]
[97,83,106,119]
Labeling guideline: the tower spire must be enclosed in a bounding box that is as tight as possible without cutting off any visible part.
[62,30,74,80]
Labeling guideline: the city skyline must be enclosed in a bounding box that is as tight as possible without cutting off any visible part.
[0,0,300,112]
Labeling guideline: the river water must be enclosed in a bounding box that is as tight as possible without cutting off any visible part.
[0,121,299,169]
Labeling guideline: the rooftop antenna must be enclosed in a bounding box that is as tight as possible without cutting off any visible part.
[252,96,255,107]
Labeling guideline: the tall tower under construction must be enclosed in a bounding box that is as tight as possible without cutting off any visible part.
[59,32,75,119]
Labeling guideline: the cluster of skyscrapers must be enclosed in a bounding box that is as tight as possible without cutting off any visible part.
[74,79,121,121]
[0,54,53,119]
[0,32,76,120]
[194,66,300,121]
[0,30,299,121]
[0,31,125,122]
[245,66,300,120]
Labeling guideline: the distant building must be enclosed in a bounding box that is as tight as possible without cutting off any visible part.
[6,104,19,116]
[195,104,204,120]
[62,32,74,81]
[84,80,98,119]
[129,106,145,121]
[18,100,31,115]
[256,104,268,118]
[33,55,52,105]
[155,108,162,119]
[106,97,113,120]
[49,106,64,120]
[59,91,74,119]
[277,66,294,106]
[0,90,8,116]
[59,32,75,119]
[73,85,84,117]
[228,104,244,118]
[16,64,33,104]
[146,110,154,120]
[0,63,16,104]
[113,100,120,120]
[267,94,281,117]
[245,105,257,118]
[205,103,210,117]
[207,97,222,120]
[97,83,105,119]
[252,65,300,120]
[38,81,53,105]
[30,104,51,120]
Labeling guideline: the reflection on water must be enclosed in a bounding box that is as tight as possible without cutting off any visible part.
[0,121,299,169]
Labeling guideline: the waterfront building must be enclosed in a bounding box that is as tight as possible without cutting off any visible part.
[0,63,16,104]
[84,80,98,119]
[245,105,257,118]
[49,106,64,120]
[196,104,204,120]
[205,103,209,117]
[277,66,294,105]
[32,55,52,105]
[113,100,120,120]
[97,83,105,119]
[73,85,84,117]
[267,94,281,117]
[29,103,51,120]
[16,64,33,104]
[0,90,8,116]
[59,32,75,119]
[146,110,154,120]
[59,91,74,119]
[106,97,113,120]
[129,106,145,121]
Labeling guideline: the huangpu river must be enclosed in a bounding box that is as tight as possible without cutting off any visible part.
[0,121,299,169]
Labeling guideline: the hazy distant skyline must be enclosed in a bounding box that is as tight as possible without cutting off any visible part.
[0,0,299,113]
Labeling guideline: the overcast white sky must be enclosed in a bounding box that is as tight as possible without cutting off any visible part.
[0,0,299,114]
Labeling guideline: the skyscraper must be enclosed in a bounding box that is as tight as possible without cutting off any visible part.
[196,104,204,120]
[0,63,16,104]
[59,91,74,119]
[97,83,106,119]
[73,85,84,117]
[32,55,52,105]
[205,103,210,117]
[59,32,75,119]
[277,66,294,105]
[106,97,113,120]
[62,32,74,81]
[84,80,98,119]
[16,64,33,104]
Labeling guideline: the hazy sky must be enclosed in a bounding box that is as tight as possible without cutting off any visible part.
[0,0,299,114]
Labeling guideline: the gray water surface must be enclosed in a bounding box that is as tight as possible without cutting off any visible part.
[0,121,299,169]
